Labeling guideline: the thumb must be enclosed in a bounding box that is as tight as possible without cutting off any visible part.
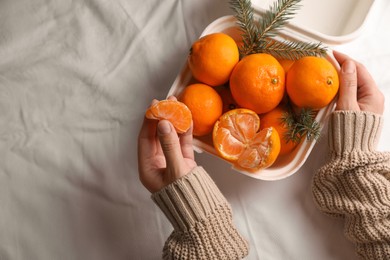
[157,120,184,168]
[336,59,360,111]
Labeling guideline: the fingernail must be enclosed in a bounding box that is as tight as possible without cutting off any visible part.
[158,120,171,135]
[342,60,356,73]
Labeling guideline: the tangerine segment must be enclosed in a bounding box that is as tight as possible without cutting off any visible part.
[213,109,281,172]
[145,100,192,134]
[214,109,260,160]
[236,127,280,172]
[230,53,285,114]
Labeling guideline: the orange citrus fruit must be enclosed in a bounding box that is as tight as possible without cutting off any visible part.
[213,108,281,172]
[215,85,239,113]
[260,106,298,155]
[145,100,192,134]
[286,56,339,109]
[180,83,223,136]
[188,33,239,87]
[230,53,285,114]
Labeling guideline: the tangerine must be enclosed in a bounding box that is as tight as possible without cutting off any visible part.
[213,108,281,172]
[230,53,285,114]
[260,106,298,155]
[145,99,192,134]
[188,33,239,87]
[286,56,339,109]
[180,83,223,136]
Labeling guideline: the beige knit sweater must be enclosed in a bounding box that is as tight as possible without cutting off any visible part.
[152,166,249,259]
[312,111,390,259]
[152,111,390,259]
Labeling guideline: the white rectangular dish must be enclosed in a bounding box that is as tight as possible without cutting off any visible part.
[167,15,339,180]
[167,0,376,180]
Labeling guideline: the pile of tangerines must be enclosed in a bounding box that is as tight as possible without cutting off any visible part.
[146,32,339,173]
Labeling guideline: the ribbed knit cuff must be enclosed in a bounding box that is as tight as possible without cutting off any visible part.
[151,166,228,232]
[329,111,383,154]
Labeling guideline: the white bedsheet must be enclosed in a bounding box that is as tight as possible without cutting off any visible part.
[0,0,389,259]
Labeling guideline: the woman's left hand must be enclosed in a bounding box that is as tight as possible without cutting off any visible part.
[137,97,197,193]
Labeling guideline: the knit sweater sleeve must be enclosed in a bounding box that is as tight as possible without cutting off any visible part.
[151,166,249,260]
[312,111,390,259]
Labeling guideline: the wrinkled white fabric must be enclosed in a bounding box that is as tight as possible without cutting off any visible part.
[0,0,389,259]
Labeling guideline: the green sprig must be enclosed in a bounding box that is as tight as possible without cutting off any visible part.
[229,0,327,59]
[229,0,261,57]
[281,107,321,143]
[261,40,327,60]
[257,0,302,40]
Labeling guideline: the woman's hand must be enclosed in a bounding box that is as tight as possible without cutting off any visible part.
[137,97,197,193]
[334,51,385,115]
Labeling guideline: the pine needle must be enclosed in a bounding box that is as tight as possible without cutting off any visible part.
[229,0,327,59]
[229,0,260,56]
[281,107,321,143]
[262,40,327,60]
[258,0,302,40]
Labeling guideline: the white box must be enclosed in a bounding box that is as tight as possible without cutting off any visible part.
[167,0,375,180]
[252,0,376,45]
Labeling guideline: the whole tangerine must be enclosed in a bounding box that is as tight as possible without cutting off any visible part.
[286,56,339,109]
[188,33,239,87]
[230,53,285,114]
[260,106,299,156]
[180,83,223,136]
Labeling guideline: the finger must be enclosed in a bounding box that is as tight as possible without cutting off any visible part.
[336,59,360,111]
[355,63,377,90]
[333,51,378,90]
[167,95,178,101]
[157,120,185,168]
[180,122,195,161]
[333,50,351,65]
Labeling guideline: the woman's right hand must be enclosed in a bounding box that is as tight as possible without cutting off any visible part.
[334,51,385,115]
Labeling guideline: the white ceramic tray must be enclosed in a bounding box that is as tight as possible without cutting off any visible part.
[167,15,341,181]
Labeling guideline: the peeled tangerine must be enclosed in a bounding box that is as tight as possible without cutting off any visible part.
[145,100,192,134]
[212,108,281,173]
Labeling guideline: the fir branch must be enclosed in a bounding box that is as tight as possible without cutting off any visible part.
[258,0,302,40]
[297,108,321,141]
[281,107,321,143]
[229,0,260,56]
[229,0,327,59]
[261,39,327,60]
